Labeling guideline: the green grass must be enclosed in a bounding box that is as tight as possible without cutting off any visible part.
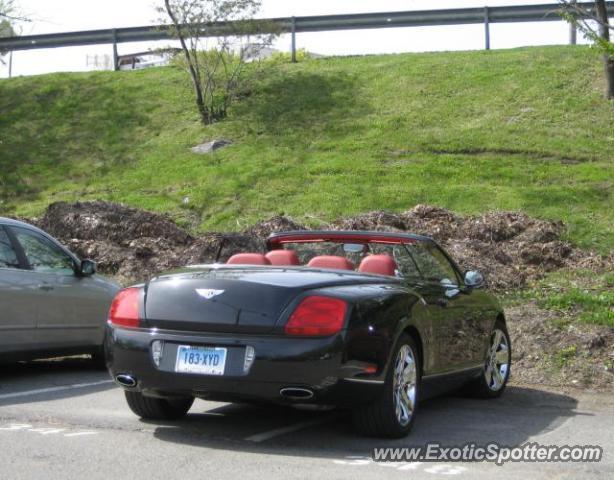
[0,46,613,252]
[505,269,614,327]
[537,270,614,327]
[553,345,578,368]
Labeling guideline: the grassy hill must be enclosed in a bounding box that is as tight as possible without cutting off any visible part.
[0,45,612,252]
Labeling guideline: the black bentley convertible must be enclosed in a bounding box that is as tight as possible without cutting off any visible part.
[106,230,511,438]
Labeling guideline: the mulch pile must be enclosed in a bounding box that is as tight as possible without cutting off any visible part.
[331,205,610,291]
[32,201,611,289]
[24,201,614,390]
[35,201,261,282]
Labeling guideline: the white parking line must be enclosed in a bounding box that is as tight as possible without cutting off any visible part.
[332,457,468,475]
[245,415,336,442]
[0,380,113,400]
[28,428,66,435]
[0,424,100,438]
[64,431,98,437]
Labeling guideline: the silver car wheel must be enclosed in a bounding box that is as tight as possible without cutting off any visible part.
[484,328,510,392]
[393,344,417,427]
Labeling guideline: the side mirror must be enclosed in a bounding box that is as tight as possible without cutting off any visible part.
[464,270,484,288]
[79,259,97,276]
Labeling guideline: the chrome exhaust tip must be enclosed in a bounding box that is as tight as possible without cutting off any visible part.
[115,374,137,388]
[279,387,314,400]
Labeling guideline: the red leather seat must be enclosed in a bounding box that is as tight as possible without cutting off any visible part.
[307,255,354,271]
[265,250,300,266]
[358,255,397,276]
[226,253,271,265]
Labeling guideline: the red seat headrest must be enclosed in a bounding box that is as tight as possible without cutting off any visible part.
[227,253,271,265]
[358,255,397,276]
[307,255,354,271]
[265,250,300,266]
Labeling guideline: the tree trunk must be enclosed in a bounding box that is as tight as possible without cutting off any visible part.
[605,57,614,100]
[164,0,211,124]
[596,0,614,99]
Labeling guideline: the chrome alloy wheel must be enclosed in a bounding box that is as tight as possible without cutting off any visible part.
[485,329,510,392]
[393,344,417,426]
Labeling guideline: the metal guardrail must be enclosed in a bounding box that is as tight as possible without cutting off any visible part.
[1,2,613,68]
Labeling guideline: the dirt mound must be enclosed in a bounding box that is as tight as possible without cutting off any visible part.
[245,215,307,238]
[401,204,461,241]
[182,233,265,265]
[332,210,407,232]
[330,205,610,291]
[30,201,610,289]
[34,202,195,282]
[38,201,192,245]
[462,211,563,243]
[32,201,275,282]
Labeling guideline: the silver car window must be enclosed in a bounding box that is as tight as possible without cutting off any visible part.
[0,228,19,269]
[11,227,74,274]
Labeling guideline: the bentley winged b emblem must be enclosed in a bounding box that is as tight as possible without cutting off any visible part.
[195,289,225,300]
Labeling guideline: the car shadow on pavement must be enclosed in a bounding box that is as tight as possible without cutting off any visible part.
[0,357,114,406]
[150,386,581,458]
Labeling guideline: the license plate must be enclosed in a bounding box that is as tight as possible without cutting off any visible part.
[175,345,227,375]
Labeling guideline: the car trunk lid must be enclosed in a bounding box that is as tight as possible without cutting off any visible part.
[143,267,393,334]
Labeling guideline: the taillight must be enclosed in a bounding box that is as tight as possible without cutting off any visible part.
[285,296,347,336]
[108,287,141,328]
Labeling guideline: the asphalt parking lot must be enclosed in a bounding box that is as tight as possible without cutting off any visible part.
[0,358,612,480]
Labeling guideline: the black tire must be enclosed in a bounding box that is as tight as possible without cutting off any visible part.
[352,334,421,438]
[464,319,511,398]
[125,391,194,420]
[90,345,107,370]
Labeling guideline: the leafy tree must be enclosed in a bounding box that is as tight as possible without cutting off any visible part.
[0,1,29,26]
[0,1,15,63]
[0,0,15,19]
[0,0,30,65]
[0,17,15,43]
[560,1,614,99]
[160,0,277,125]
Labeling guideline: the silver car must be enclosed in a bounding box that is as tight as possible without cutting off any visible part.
[0,217,120,363]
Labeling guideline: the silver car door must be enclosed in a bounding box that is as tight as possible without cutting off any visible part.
[9,226,103,350]
[0,225,39,354]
